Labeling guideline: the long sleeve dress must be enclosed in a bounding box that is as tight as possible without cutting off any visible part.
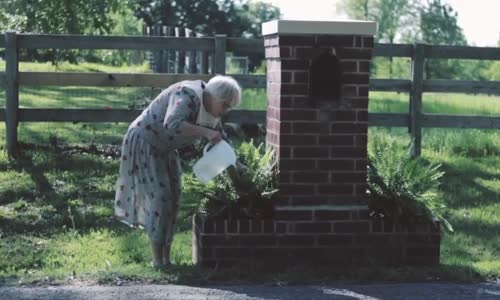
[114,80,218,245]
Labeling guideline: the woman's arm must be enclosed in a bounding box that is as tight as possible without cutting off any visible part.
[179,121,222,144]
[162,86,222,144]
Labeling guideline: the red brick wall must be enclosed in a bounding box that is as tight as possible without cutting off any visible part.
[265,34,373,207]
[193,213,441,268]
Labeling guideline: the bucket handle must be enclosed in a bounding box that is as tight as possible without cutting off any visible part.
[203,143,211,155]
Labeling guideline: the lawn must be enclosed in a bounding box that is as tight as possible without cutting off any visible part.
[0,62,499,285]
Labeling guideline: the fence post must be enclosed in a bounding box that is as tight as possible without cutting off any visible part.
[166,26,176,73]
[201,50,210,74]
[5,31,19,158]
[186,29,197,74]
[409,43,425,158]
[161,25,168,73]
[197,32,209,74]
[153,24,162,73]
[176,27,186,73]
[214,34,226,74]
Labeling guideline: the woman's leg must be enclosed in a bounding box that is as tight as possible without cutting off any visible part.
[161,151,181,266]
[162,203,177,265]
[150,239,163,267]
[162,243,171,265]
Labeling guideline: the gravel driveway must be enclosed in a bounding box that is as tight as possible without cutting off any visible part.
[1,281,499,300]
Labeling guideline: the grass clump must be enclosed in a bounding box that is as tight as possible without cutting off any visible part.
[368,137,452,232]
[183,140,278,219]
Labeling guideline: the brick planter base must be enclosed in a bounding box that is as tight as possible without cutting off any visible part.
[192,208,440,268]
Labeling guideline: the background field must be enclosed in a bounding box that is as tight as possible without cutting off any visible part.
[0,61,498,285]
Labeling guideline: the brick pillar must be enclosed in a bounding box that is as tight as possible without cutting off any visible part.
[264,20,375,208]
[192,20,440,268]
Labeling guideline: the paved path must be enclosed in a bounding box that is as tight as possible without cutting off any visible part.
[1,282,499,300]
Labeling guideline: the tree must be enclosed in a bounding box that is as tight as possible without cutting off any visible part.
[81,6,146,66]
[0,9,27,32]
[0,0,126,62]
[338,0,415,43]
[375,0,415,77]
[133,0,279,38]
[486,61,500,81]
[238,1,281,38]
[133,0,280,71]
[419,0,467,79]
[338,0,475,79]
[338,0,415,77]
[0,0,124,34]
[337,0,374,20]
[419,0,466,46]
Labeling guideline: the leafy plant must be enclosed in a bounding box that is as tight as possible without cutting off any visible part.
[183,140,278,219]
[367,138,453,232]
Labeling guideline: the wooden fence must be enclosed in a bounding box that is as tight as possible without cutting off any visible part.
[145,24,210,74]
[1,31,500,157]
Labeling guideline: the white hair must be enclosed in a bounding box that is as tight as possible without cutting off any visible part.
[204,75,242,108]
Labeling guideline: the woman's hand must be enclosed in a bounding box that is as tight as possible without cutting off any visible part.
[204,128,223,145]
[178,122,223,144]
[236,161,249,176]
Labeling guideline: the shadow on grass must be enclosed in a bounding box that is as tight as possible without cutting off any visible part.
[18,122,126,146]
[442,217,500,270]
[439,161,499,208]
[0,151,54,205]
[451,217,500,241]
[16,124,57,146]
[20,86,149,109]
[16,152,55,194]
[0,147,120,234]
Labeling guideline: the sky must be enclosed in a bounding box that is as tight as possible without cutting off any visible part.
[260,0,500,47]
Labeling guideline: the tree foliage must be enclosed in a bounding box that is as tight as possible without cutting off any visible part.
[419,0,467,79]
[133,0,279,71]
[338,0,466,46]
[337,0,415,43]
[337,0,416,77]
[0,0,125,34]
[0,9,27,32]
[486,61,500,81]
[133,0,280,38]
[338,0,484,80]
[1,0,127,62]
[419,0,466,46]
[337,0,374,20]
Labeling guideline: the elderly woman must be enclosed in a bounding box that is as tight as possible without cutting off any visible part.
[115,75,243,268]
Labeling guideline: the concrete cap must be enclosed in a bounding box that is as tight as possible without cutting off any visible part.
[262,19,377,36]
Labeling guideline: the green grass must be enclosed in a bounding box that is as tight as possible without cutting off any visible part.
[1,132,498,285]
[370,91,500,116]
[0,61,150,73]
[0,62,499,285]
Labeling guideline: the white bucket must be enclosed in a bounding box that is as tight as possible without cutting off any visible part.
[193,140,237,184]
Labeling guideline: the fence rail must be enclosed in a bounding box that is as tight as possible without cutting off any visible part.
[1,31,500,157]
[4,72,499,94]
[17,34,215,50]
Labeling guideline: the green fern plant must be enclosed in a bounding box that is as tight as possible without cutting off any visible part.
[183,140,278,219]
[367,138,453,232]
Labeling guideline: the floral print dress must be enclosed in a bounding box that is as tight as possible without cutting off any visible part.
[114,80,213,245]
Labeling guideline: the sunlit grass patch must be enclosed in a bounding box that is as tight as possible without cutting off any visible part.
[0,228,194,285]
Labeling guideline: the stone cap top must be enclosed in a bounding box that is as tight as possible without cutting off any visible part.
[262,19,377,36]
